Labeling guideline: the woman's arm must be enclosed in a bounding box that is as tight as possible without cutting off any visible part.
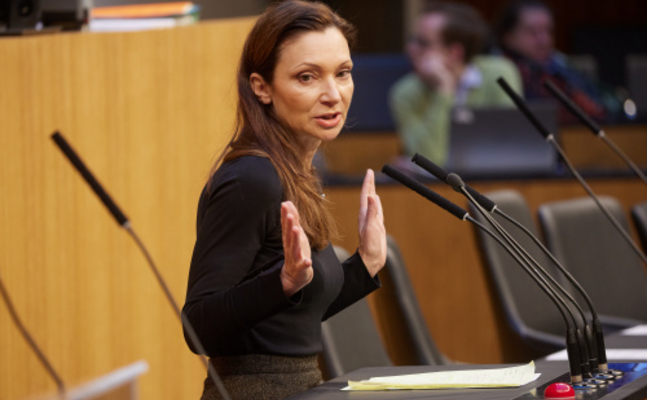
[182,158,299,356]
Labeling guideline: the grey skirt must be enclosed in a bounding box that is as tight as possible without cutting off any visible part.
[201,354,322,400]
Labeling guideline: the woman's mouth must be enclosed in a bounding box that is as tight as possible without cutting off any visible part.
[314,112,342,128]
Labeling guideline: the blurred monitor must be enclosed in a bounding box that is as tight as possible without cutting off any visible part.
[626,55,647,121]
[445,101,558,177]
[345,53,411,132]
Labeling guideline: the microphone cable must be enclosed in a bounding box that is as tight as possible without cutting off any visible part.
[0,270,66,398]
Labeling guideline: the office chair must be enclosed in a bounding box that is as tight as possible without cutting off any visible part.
[632,201,647,254]
[383,234,447,365]
[538,196,647,324]
[469,190,567,353]
[320,246,391,379]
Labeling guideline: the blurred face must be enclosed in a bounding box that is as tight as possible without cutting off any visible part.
[251,27,354,156]
[504,7,554,63]
[408,13,452,74]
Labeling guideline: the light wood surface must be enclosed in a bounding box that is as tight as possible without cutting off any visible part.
[0,18,255,400]
[559,124,647,169]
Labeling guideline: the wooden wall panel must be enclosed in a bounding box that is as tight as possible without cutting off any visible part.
[0,18,255,400]
[321,125,647,176]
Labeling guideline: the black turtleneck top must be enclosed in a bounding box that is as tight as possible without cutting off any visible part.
[183,155,380,357]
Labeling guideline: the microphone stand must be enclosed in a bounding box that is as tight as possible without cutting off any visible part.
[493,208,617,377]
[543,79,647,187]
[412,152,624,379]
[51,132,232,400]
[382,165,592,386]
[460,184,615,387]
[0,271,66,399]
[125,227,231,400]
[456,180,603,386]
[497,77,647,266]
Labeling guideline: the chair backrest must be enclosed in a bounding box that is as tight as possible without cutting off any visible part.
[320,246,391,379]
[538,196,647,322]
[632,201,647,254]
[383,234,446,365]
[470,190,566,352]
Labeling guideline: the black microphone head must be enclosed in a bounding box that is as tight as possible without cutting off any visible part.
[382,164,468,221]
[446,173,465,193]
[497,77,553,140]
[51,131,129,227]
[411,153,448,181]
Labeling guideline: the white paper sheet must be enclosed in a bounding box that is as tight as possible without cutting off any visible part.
[342,361,540,391]
[621,325,647,336]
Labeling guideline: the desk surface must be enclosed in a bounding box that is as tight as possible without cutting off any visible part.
[288,362,647,400]
[605,332,647,349]
[538,328,647,364]
[286,363,566,400]
[290,330,647,400]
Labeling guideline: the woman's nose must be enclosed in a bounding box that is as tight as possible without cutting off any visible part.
[320,77,342,103]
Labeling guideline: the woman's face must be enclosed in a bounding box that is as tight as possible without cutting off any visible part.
[252,27,354,155]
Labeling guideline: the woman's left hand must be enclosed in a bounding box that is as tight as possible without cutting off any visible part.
[358,169,386,277]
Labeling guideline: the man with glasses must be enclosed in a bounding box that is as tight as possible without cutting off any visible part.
[389,1,521,166]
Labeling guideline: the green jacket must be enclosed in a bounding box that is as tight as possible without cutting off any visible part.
[389,56,523,166]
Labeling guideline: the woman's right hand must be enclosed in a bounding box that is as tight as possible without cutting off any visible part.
[280,201,313,297]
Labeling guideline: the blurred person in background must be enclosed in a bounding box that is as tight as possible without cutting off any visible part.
[389,1,521,166]
[495,0,622,124]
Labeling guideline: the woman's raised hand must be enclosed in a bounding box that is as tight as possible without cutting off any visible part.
[280,201,313,297]
[358,169,386,277]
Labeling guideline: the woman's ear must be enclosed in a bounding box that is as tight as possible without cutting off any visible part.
[250,73,272,105]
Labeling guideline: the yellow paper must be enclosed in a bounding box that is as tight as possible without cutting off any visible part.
[344,361,539,391]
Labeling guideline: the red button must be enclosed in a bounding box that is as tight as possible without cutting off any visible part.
[544,382,575,398]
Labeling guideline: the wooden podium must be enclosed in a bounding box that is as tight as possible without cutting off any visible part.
[0,18,255,400]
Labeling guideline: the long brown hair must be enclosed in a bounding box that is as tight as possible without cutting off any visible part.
[211,0,356,249]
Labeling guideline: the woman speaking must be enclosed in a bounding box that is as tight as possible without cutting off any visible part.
[182,1,387,399]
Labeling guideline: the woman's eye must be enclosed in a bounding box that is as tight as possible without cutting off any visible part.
[337,70,352,78]
[298,74,313,82]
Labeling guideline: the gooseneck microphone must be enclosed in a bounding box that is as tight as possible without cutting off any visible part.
[382,165,586,384]
[411,153,496,212]
[382,165,468,220]
[445,171,603,382]
[543,79,647,187]
[497,77,647,266]
[0,272,66,399]
[51,132,231,400]
[448,173,608,382]
[51,132,129,228]
[412,153,617,376]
